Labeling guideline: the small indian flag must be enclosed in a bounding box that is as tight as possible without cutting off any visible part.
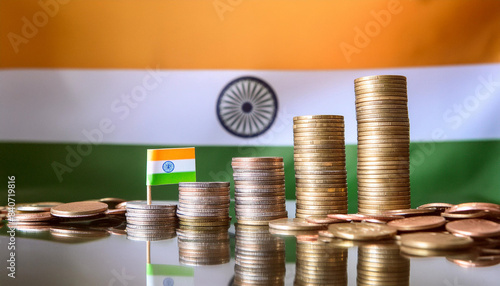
[146,147,196,186]
[147,264,194,286]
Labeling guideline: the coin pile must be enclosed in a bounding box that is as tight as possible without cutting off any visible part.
[177,226,230,266]
[233,225,286,285]
[125,201,177,241]
[232,157,287,225]
[177,182,231,227]
[293,115,348,218]
[295,238,348,286]
[357,243,410,286]
[354,75,411,215]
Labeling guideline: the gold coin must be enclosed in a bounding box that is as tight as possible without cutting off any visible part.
[16,202,63,212]
[293,131,345,136]
[294,159,346,165]
[297,205,347,211]
[387,216,445,231]
[8,212,54,222]
[357,157,409,163]
[357,195,410,202]
[357,139,410,144]
[355,82,407,89]
[355,100,408,107]
[293,135,345,141]
[294,115,344,120]
[356,106,408,114]
[51,201,108,217]
[268,218,327,231]
[296,199,347,206]
[417,203,454,212]
[400,232,474,250]
[295,188,347,194]
[296,209,347,215]
[294,139,345,145]
[356,95,408,103]
[328,223,397,240]
[355,90,407,97]
[356,112,408,119]
[356,114,409,121]
[355,75,406,82]
[293,128,345,133]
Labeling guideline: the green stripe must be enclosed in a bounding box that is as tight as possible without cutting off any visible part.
[147,172,196,186]
[147,264,194,277]
[0,141,499,212]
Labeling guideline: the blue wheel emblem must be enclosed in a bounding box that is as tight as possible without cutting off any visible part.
[217,76,278,138]
[162,161,175,173]
[163,277,174,286]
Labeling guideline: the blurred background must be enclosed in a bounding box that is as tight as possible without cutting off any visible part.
[1,0,499,213]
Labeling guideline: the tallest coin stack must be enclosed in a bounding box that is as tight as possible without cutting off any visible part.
[354,75,411,215]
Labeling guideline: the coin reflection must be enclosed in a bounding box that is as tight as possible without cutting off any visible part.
[357,243,410,286]
[233,225,286,285]
[177,225,230,266]
[294,236,348,286]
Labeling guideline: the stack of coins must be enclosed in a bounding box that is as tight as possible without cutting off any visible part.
[357,243,410,286]
[354,75,411,215]
[293,115,348,218]
[177,226,230,266]
[295,238,348,286]
[233,225,286,285]
[232,157,288,225]
[125,201,177,241]
[177,182,231,227]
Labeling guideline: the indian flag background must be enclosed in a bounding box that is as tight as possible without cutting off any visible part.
[1,0,500,211]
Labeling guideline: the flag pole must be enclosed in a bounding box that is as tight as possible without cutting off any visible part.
[147,185,152,205]
[146,240,151,264]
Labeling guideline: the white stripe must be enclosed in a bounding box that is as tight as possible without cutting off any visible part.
[1,64,499,145]
[147,159,195,175]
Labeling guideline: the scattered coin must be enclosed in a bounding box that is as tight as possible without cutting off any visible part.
[387,216,446,231]
[51,201,108,218]
[400,232,474,250]
[17,202,63,212]
[446,219,500,238]
[269,218,328,231]
[328,223,397,241]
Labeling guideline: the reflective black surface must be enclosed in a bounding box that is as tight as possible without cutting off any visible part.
[1,202,499,286]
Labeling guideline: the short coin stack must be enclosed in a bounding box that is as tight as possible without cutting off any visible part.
[125,201,177,241]
[177,226,230,266]
[357,243,410,286]
[295,238,348,285]
[233,225,286,285]
[177,182,231,227]
[232,157,287,225]
[354,75,411,215]
[293,115,348,218]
